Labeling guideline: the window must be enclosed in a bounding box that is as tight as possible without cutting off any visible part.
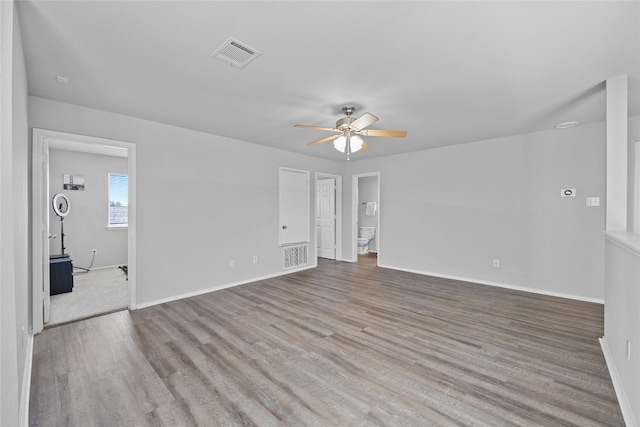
[108,173,128,228]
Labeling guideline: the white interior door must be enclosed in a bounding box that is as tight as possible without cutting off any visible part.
[279,168,310,245]
[33,135,51,325]
[316,178,336,259]
[42,145,51,324]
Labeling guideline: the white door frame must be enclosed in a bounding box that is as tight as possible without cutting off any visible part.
[635,141,640,233]
[279,167,310,246]
[31,128,137,333]
[314,172,342,261]
[352,172,380,263]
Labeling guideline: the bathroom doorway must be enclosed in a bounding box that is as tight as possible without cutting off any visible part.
[315,172,342,261]
[352,172,380,264]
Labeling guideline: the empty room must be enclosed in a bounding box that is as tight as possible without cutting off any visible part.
[1,1,639,426]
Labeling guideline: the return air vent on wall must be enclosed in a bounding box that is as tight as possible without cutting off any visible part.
[283,244,308,270]
[211,37,262,68]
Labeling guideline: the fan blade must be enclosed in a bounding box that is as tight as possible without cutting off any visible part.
[350,113,379,131]
[360,129,407,138]
[308,134,340,146]
[294,124,336,131]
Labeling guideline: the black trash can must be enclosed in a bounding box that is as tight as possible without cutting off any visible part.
[49,254,73,295]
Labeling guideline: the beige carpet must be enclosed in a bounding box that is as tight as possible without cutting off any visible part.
[48,266,128,326]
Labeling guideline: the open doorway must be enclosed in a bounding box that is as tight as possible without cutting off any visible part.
[32,129,137,332]
[315,172,342,261]
[47,147,127,325]
[352,172,380,264]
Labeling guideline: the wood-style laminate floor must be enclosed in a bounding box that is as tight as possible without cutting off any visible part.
[30,257,624,426]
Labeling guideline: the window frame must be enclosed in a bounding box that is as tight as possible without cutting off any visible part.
[107,173,129,229]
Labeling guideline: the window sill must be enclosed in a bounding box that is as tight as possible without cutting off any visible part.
[106,225,128,231]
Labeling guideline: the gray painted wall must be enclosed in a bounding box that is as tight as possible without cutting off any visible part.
[12,2,29,399]
[32,95,629,305]
[48,149,128,269]
[603,114,640,424]
[604,235,640,424]
[1,1,29,424]
[29,96,342,306]
[12,32,639,424]
[345,121,608,301]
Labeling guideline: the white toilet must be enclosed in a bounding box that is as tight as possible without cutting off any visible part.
[357,227,376,254]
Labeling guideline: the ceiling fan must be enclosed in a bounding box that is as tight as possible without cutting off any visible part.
[295,106,407,159]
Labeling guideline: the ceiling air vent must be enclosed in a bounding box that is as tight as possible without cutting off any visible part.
[211,37,261,69]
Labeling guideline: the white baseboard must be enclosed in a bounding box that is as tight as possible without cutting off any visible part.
[378,264,604,304]
[20,332,34,427]
[136,264,317,309]
[138,262,603,309]
[600,337,637,427]
[74,263,126,271]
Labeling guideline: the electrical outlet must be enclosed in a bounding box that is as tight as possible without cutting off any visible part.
[253,256,258,264]
[229,260,235,268]
[91,249,97,256]
[492,259,500,268]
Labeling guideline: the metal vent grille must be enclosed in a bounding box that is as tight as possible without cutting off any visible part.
[211,37,261,68]
[283,244,308,270]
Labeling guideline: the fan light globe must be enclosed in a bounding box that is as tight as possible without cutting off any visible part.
[333,136,347,153]
[350,135,364,153]
[334,135,364,154]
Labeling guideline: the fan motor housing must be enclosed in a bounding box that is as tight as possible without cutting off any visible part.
[336,117,353,130]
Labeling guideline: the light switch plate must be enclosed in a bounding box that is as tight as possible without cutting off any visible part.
[586,197,600,207]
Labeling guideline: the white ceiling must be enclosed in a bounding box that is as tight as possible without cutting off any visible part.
[17,1,640,161]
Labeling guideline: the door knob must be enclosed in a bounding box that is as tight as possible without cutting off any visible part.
[282,225,287,229]
[48,234,57,239]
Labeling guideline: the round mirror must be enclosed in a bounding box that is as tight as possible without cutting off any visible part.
[52,193,71,218]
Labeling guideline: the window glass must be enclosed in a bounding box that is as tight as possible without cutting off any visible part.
[108,174,128,227]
